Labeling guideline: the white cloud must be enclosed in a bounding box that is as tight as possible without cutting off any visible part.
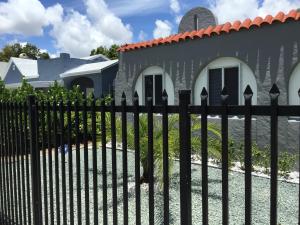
[0,0,62,36]
[170,0,181,14]
[48,0,133,57]
[153,20,172,38]
[209,0,300,24]
[0,0,133,57]
[138,30,148,41]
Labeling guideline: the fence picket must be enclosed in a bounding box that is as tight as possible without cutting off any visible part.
[53,100,60,225]
[162,90,169,225]
[15,102,22,225]
[221,87,229,225]
[91,95,98,225]
[147,96,155,225]
[66,100,74,225]
[101,96,108,225]
[132,92,140,225]
[59,100,67,225]
[47,101,54,225]
[244,85,253,225]
[24,101,31,225]
[270,84,280,225]
[201,88,209,225]
[82,98,90,225]
[41,102,48,225]
[74,99,82,225]
[122,92,129,225]
[111,94,118,225]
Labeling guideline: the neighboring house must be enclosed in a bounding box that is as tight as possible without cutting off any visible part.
[2,53,118,97]
[115,7,300,151]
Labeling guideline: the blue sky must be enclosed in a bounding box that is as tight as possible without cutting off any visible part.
[0,0,299,57]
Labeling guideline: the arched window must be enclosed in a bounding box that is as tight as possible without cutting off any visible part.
[135,66,175,105]
[289,63,300,105]
[194,57,257,105]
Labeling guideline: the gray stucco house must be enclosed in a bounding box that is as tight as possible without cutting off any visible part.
[2,53,118,97]
[115,7,300,152]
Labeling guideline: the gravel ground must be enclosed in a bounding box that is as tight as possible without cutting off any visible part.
[37,147,298,225]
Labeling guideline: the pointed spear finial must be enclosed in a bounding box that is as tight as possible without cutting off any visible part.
[121,92,126,99]
[133,91,139,101]
[243,85,253,100]
[162,89,168,101]
[200,87,208,100]
[269,83,280,99]
[221,87,229,101]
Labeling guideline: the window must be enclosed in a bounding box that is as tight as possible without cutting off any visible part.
[144,74,163,105]
[224,67,239,105]
[208,66,239,105]
[209,68,222,105]
[135,66,175,105]
[194,57,257,106]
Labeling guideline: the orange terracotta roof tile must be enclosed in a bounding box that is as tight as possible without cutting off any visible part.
[251,16,264,27]
[118,9,300,52]
[240,18,252,29]
[220,22,232,33]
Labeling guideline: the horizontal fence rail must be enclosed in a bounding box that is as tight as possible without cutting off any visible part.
[0,84,299,225]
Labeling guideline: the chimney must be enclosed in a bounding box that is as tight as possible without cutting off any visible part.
[178,7,218,33]
[60,53,70,59]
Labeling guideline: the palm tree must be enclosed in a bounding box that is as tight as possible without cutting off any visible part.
[125,114,222,184]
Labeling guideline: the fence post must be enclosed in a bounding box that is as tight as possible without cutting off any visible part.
[27,95,42,225]
[179,90,191,225]
[269,84,280,225]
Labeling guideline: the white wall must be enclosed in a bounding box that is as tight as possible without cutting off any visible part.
[194,57,257,105]
[134,66,175,105]
[289,63,300,105]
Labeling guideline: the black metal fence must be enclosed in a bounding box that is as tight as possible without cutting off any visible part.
[0,84,299,225]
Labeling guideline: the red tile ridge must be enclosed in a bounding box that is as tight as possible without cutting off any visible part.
[203,25,214,36]
[118,9,300,52]
[194,28,205,38]
[211,24,224,35]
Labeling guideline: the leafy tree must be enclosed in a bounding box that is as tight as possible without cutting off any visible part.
[0,43,50,62]
[107,44,119,60]
[90,44,119,60]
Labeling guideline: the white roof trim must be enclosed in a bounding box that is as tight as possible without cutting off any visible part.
[60,59,118,78]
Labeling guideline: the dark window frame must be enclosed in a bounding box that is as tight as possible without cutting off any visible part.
[207,65,240,105]
[143,73,164,105]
